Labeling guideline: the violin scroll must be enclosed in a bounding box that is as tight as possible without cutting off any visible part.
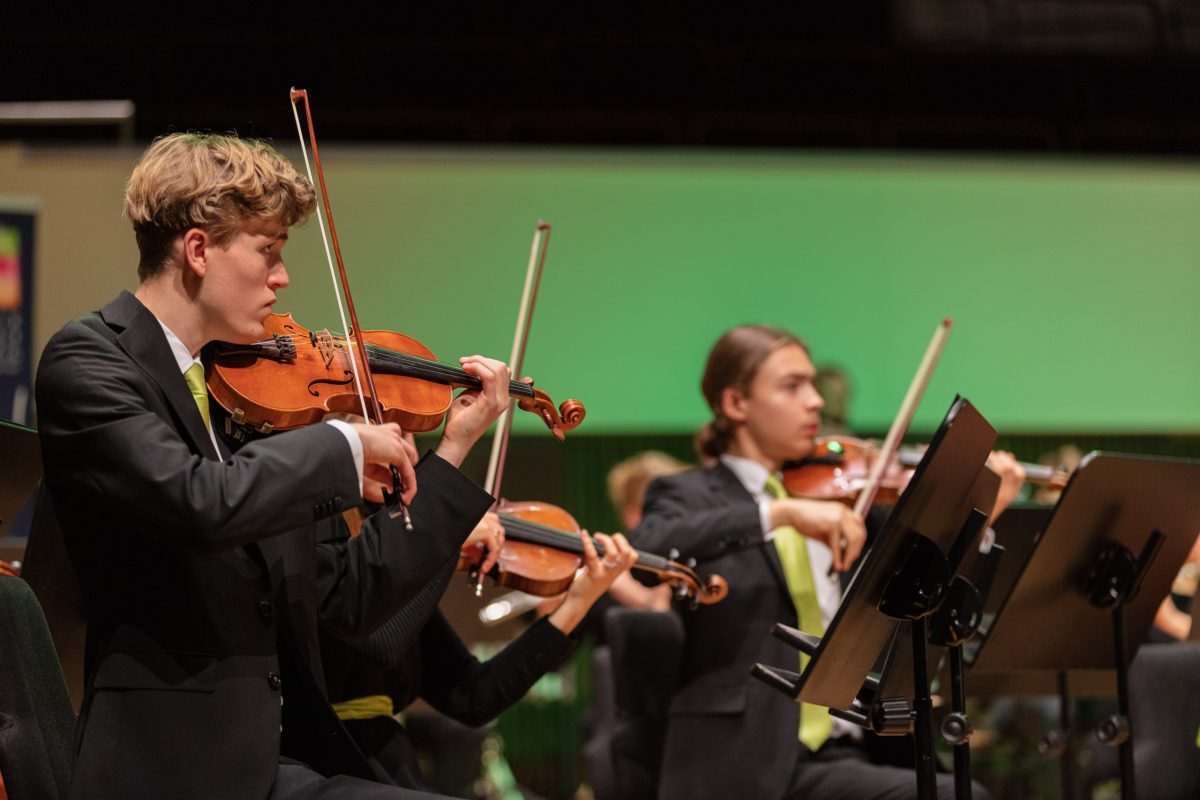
[518,391,586,441]
[676,570,728,607]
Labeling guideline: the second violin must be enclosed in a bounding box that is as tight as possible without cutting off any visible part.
[459,500,729,609]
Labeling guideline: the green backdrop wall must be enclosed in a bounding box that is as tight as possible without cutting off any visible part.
[276,147,1200,436]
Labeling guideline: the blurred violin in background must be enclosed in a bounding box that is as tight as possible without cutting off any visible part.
[783,435,1070,506]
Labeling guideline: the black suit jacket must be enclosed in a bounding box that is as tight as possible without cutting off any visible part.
[636,465,921,800]
[632,463,805,800]
[35,292,493,800]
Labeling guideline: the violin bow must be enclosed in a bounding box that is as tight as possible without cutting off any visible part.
[483,220,552,500]
[470,221,552,597]
[851,317,954,519]
[289,88,413,530]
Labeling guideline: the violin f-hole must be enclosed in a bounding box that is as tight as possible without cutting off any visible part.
[307,371,354,397]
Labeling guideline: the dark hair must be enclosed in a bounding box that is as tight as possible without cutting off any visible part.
[694,324,808,459]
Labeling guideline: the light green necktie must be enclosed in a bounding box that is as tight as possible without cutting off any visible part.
[765,473,832,752]
[183,362,211,431]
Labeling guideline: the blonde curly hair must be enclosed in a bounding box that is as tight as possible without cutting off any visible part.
[124,133,316,281]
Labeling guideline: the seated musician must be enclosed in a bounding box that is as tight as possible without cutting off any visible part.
[35,132,514,800]
[323,510,637,790]
[631,324,1022,800]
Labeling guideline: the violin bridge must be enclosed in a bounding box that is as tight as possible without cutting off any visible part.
[315,330,337,369]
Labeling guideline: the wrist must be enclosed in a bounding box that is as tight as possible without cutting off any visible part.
[768,499,791,530]
[547,594,590,635]
[435,437,467,468]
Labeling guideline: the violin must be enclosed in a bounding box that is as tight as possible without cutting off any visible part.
[783,435,1070,505]
[457,500,728,608]
[206,313,585,440]
[0,559,18,578]
[261,89,585,524]
[784,436,913,505]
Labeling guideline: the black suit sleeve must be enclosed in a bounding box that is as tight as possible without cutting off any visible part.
[319,543,457,663]
[37,319,361,554]
[312,451,493,640]
[632,472,766,564]
[417,611,574,727]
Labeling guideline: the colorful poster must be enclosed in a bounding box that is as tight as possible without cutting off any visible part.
[0,210,35,426]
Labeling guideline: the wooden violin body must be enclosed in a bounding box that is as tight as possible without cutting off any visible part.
[783,436,912,506]
[207,313,585,438]
[458,500,729,608]
[457,501,584,597]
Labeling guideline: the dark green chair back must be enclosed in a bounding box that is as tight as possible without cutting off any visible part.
[0,575,75,800]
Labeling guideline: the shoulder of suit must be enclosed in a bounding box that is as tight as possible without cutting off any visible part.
[647,465,710,491]
[39,314,119,377]
[46,292,134,350]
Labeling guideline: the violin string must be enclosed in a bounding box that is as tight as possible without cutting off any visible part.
[257,335,535,397]
[263,335,494,384]
[497,513,665,571]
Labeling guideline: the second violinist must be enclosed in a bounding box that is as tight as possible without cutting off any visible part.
[323,505,638,791]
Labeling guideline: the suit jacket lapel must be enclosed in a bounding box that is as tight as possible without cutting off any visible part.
[101,292,219,461]
[707,462,792,604]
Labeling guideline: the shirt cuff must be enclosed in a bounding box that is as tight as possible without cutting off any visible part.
[324,419,364,492]
[979,526,996,553]
[758,498,776,542]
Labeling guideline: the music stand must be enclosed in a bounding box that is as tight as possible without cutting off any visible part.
[968,452,1200,800]
[753,396,999,800]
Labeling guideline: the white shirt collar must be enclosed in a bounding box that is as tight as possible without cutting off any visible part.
[156,319,202,375]
[718,454,773,499]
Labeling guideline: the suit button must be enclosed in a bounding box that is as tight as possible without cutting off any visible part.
[258,600,274,621]
[267,672,282,691]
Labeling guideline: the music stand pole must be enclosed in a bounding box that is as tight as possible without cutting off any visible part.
[948,649,972,799]
[879,508,989,800]
[910,616,938,799]
[1085,530,1164,800]
[1057,671,1074,800]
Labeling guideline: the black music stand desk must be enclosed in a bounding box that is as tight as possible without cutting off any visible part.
[969,452,1200,800]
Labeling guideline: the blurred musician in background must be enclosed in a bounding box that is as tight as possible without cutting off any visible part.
[633,324,1021,800]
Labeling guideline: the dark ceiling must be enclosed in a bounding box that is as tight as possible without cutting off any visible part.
[3,1,1199,154]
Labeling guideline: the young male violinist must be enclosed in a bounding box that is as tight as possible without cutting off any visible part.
[35,132,511,800]
[632,324,1022,800]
